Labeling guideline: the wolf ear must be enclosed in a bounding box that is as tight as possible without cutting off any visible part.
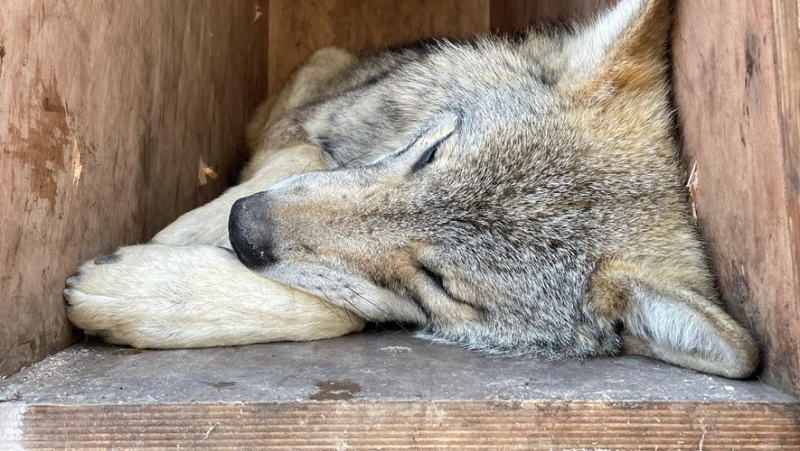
[619,279,759,379]
[560,0,671,95]
[589,261,759,378]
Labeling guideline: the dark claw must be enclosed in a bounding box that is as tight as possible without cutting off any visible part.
[94,254,121,265]
[63,288,74,306]
[86,329,112,340]
[66,276,81,288]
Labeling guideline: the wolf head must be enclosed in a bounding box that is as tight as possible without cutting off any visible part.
[229,0,759,378]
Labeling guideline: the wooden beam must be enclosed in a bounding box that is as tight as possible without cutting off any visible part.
[673,0,800,395]
[770,0,800,395]
[267,0,491,96]
[490,0,616,34]
[9,401,799,449]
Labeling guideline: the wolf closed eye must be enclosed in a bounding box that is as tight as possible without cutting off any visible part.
[410,127,453,173]
[65,0,759,379]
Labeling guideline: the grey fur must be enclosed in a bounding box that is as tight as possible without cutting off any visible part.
[231,10,749,367]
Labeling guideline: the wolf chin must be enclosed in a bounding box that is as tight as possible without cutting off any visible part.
[65,0,759,379]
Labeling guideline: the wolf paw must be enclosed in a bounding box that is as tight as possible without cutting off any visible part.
[64,244,364,349]
[65,246,162,347]
[63,244,238,348]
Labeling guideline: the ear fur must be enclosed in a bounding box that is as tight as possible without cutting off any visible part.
[621,282,759,379]
[561,0,671,97]
[588,261,760,379]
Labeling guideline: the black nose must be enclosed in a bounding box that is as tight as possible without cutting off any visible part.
[228,193,276,268]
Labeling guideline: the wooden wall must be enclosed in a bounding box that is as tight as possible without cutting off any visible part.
[673,0,800,395]
[267,0,490,96]
[490,0,614,33]
[266,0,614,96]
[0,0,269,377]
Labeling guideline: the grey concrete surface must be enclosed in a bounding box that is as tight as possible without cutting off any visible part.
[0,331,793,405]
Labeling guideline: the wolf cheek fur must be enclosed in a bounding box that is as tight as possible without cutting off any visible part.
[65,0,759,379]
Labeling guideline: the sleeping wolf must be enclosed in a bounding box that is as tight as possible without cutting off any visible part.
[65,0,759,378]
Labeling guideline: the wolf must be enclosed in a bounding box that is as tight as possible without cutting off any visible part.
[64,0,758,379]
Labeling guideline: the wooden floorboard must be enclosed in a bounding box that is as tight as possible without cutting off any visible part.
[10,402,800,449]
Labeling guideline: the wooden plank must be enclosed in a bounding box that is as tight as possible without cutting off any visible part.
[10,401,800,449]
[490,0,616,34]
[0,0,269,377]
[267,0,491,96]
[672,0,800,395]
[771,0,800,395]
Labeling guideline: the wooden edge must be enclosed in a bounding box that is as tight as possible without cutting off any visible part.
[771,0,800,396]
[4,400,798,449]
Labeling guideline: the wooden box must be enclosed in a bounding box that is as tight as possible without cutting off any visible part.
[1,0,798,447]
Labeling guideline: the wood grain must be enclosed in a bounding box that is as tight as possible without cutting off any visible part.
[11,401,799,449]
[770,0,800,396]
[672,0,800,395]
[267,0,490,96]
[0,0,269,377]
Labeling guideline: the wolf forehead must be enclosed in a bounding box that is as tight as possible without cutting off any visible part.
[298,40,567,164]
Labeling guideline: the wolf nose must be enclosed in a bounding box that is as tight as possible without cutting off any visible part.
[228,193,276,268]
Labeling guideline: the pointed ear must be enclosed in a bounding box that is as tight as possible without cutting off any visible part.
[589,261,759,379]
[561,0,671,96]
[621,281,759,379]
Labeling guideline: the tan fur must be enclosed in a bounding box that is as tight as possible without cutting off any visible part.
[67,245,364,349]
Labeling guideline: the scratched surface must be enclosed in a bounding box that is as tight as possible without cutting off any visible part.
[0,331,793,405]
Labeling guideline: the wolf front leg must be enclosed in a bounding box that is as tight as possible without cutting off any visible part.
[65,244,364,348]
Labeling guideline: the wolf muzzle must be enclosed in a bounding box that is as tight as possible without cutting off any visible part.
[229,192,277,268]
